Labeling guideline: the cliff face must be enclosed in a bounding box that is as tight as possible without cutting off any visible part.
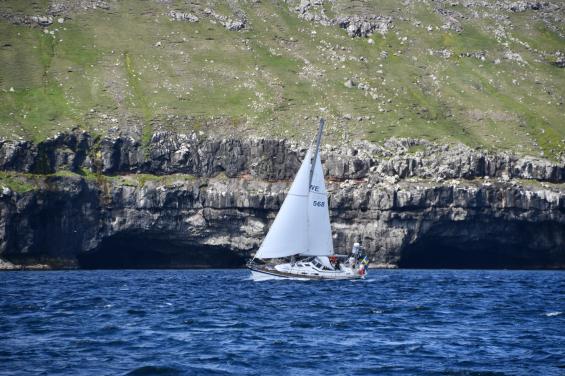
[2,0,564,270]
[1,131,564,269]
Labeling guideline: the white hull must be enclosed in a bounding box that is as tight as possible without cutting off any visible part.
[248,259,366,281]
[250,270,310,281]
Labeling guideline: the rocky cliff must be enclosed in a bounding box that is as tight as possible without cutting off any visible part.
[1,130,563,269]
[1,0,564,270]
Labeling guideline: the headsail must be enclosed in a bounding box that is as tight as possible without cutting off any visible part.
[254,150,312,259]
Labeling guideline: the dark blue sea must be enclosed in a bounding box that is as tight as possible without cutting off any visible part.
[1,270,564,375]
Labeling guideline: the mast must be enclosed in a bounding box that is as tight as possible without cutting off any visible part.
[306,118,324,255]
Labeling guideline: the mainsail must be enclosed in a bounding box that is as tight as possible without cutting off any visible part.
[302,151,334,256]
[255,122,333,260]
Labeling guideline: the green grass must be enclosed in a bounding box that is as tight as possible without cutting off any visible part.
[0,169,201,194]
[0,0,563,159]
[119,173,198,187]
[0,171,37,192]
[406,144,427,155]
[135,173,162,187]
[123,51,153,146]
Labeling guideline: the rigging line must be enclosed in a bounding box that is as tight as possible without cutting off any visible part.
[307,118,324,254]
[309,118,325,188]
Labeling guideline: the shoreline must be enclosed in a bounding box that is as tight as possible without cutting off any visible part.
[1,261,564,272]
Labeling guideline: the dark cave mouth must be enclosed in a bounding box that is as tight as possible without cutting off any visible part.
[78,234,246,269]
[397,222,564,269]
[75,221,564,270]
[399,240,549,269]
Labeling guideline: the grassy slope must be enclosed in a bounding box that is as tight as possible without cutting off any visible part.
[0,0,564,158]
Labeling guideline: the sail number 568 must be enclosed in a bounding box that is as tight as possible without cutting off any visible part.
[312,200,325,207]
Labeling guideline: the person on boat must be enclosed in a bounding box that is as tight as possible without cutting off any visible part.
[350,242,361,267]
[329,255,340,271]
[329,255,337,267]
[352,242,361,256]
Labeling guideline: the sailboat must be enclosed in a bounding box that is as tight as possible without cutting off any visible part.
[247,119,369,281]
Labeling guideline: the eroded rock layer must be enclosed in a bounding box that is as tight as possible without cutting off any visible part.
[0,131,564,269]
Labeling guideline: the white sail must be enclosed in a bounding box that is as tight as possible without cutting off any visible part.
[254,150,312,259]
[248,120,367,280]
[301,152,334,257]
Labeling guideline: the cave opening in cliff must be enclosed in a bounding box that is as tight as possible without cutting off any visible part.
[77,233,246,269]
[397,221,563,269]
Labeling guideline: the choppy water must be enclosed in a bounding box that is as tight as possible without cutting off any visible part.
[1,269,564,375]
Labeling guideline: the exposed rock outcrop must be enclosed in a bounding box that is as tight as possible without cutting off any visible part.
[0,0,110,26]
[203,7,246,31]
[1,131,564,183]
[0,132,564,269]
[0,14,54,27]
[293,0,393,37]
[48,0,111,15]
[168,11,199,23]
[335,15,394,37]
[290,0,563,41]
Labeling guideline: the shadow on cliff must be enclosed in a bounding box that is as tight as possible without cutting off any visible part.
[77,234,246,269]
[397,221,565,269]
